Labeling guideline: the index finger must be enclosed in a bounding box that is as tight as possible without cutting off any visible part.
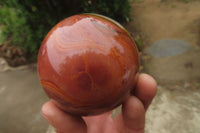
[133,73,157,110]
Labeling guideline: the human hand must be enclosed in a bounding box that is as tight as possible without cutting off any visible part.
[41,73,157,133]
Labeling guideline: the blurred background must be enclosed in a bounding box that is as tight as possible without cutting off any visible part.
[0,0,200,133]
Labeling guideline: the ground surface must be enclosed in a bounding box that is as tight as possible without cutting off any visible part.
[0,0,200,133]
[0,59,49,133]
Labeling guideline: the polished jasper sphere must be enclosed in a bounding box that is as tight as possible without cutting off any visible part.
[38,14,139,116]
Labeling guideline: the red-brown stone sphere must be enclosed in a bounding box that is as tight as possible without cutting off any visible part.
[38,14,139,116]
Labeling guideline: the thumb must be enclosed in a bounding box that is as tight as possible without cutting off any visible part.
[42,100,87,133]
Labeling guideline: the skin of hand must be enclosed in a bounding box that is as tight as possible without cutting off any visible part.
[41,73,157,133]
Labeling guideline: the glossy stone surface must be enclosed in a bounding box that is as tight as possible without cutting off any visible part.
[38,14,139,116]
